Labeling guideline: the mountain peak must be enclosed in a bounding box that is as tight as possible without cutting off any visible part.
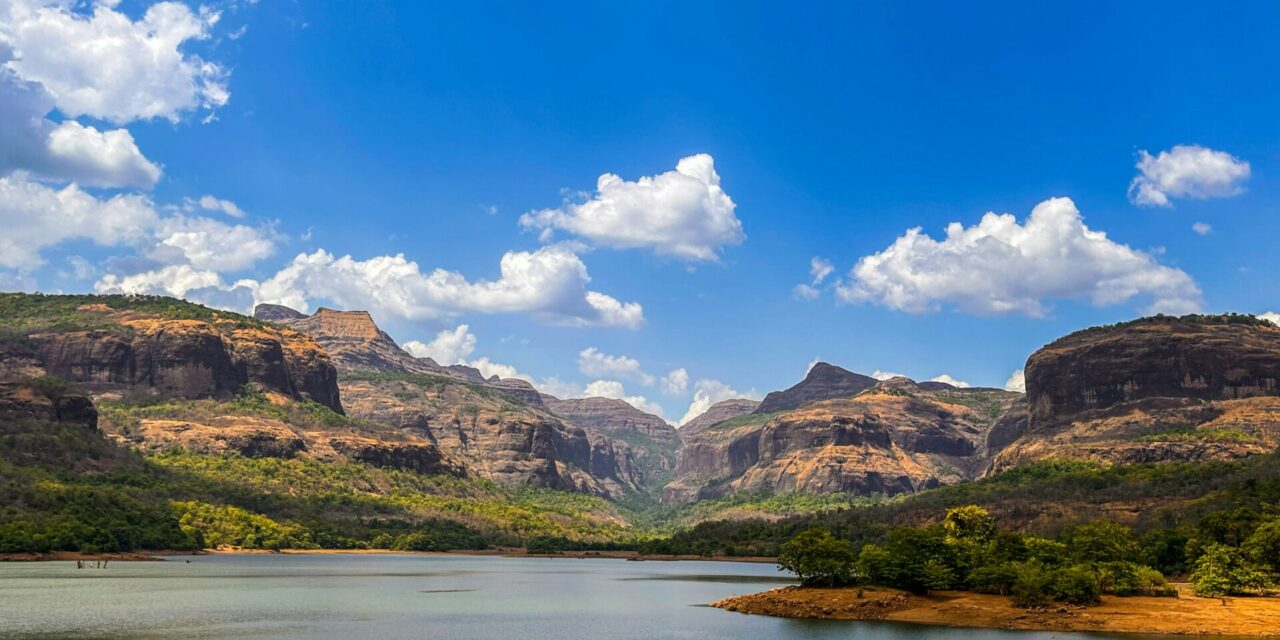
[755,362,878,413]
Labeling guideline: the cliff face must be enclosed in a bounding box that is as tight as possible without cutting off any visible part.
[663,375,1021,504]
[340,377,641,498]
[678,399,760,438]
[542,396,679,485]
[990,316,1280,472]
[2,296,342,413]
[252,303,644,498]
[256,305,544,407]
[755,363,879,413]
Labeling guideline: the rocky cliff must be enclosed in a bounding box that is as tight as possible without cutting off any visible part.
[1,294,342,413]
[755,362,879,413]
[252,303,645,498]
[542,395,680,485]
[989,315,1280,472]
[255,305,544,406]
[678,399,761,438]
[339,374,641,497]
[663,374,1021,504]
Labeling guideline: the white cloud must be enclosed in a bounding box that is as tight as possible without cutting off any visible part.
[661,368,689,395]
[520,153,744,261]
[403,324,477,365]
[580,379,667,420]
[871,370,906,381]
[792,284,820,300]
[929,374,970,388]
[1004,369,1026,393]
[577,347,654,385]
[1129,145,1250,207]
[0,175,156,268]
[0,61,160,188]
[836,197,1202,317]
[190,195,246,218]
[678,378,761,426]
[810,257,834,284]
[250,246,644,329]
[1192,222,1212,236]
[467,357,527,382]
[149,215,276,271]
[0,0,229,124]
[95,263,227,298]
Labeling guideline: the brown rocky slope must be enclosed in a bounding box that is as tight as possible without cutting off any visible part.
[253,303,646,498]
[990,314,1280,472]
[542,395,680,485]
[663,370,1021,504]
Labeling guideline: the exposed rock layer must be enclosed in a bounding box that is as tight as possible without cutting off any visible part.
[679,399,761,438]
[756,363,878,413]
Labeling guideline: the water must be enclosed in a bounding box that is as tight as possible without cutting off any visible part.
[0,554,1121,639]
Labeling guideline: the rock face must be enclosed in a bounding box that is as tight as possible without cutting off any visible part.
[0,380,129,472]
[255,305,544,407]
[755,363,878,413]
[5,302,342,413]
[253,303,645,497]
[339,376,641,498]
[678,399,761,438]
[990,316,1280,473]
[542,396,680,485]
[663,378,1021,504]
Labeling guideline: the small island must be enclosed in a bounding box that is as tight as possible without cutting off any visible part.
[713,506,1280,636]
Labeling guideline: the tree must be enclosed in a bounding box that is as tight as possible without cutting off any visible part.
[944,505,996,544]
[1065,520,1138,564]
[1242,517,1280,575]
[1190,543,1274,597]
[777,529,856,587]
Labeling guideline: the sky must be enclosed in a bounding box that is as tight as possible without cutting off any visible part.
[3,1,1280,424]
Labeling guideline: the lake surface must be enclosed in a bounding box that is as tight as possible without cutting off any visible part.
[0,553,1126,639]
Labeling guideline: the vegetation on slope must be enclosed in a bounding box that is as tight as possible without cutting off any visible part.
[0,292,266,334]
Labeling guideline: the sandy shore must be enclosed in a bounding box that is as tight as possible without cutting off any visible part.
[2,547,776,564]
[712,585,1280,636]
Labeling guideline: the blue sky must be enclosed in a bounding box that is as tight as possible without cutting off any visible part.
[3,1,1280,423]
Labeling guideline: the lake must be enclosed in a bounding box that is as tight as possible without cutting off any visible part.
[0,553,1124,639]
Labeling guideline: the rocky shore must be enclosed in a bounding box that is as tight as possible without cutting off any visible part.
[712,585,1280,636]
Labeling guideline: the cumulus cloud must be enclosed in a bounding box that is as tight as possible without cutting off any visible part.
[148,215,276,271]
[836,197,1202,317]
[187,195,247,218]
[871,370,906,381]
[1129,145,1250,207]
[577,347,654,385]
[403,324,477,365]
[1192,222,1212,236]
[0,60,160,188]
[678,378,761,426]
[0,175,156,268]
[661,368,689,395]
[929,374,970,388]
[580,380,667,420]
[96,263,227,298]
[520,154,744,261]
[250,246,644,329]
[0,0,229,124]
[1004,369,1026,393]
[810,257,835,284]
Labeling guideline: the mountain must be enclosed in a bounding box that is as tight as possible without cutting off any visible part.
[678,399,761,438]
[662,372,1021,504]
[253,303,643,498]
[990,314,1280,472]
[541,395,680,486]
[1,294,342,412]
[255,305,544,406]
[755,362,879,413]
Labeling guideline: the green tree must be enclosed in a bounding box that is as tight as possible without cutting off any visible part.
[1065,520,1138,564]
[1242,517,1280,574]
[1190,543,1274,597]
[777,528,856,587]
[944,505,996,544]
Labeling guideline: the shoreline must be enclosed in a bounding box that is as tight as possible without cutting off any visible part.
[1,547,777,564]
[712,585,1280,636]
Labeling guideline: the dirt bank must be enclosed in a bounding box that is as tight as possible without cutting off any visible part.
[712,585,1280,636]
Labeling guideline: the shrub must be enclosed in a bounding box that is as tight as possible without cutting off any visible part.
[1050,564,1102,605]
[1010,562,1053,608]
[777,528,857,587]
